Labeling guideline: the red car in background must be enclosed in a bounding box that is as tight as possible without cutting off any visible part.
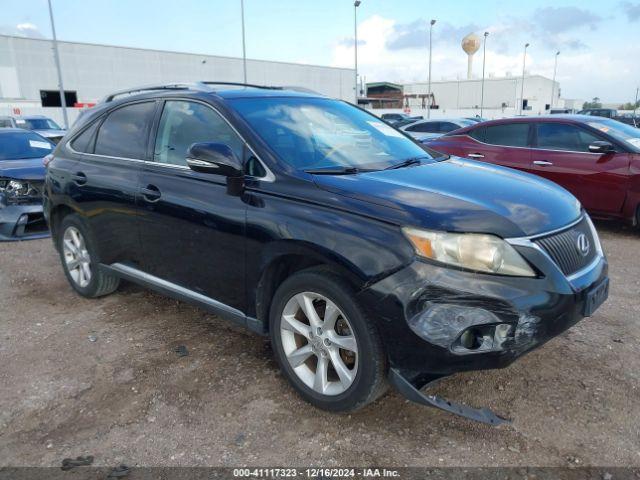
[426,115,640,226]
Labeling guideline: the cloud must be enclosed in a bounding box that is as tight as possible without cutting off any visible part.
[532,7,602,33]
[336,37,366,47]
[0,22,45,38]
[330,14,640,103]
[386,20,481,51]
[621,1,640,21]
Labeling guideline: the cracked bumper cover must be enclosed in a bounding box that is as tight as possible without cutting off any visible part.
[358,243,608,376]
[0,202,49,241]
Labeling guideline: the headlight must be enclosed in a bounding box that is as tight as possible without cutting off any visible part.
[0,179,40,200]
[6,180,29,197]
[402,227,536,277]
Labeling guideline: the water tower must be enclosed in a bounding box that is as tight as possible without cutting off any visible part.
[462,33,481,79]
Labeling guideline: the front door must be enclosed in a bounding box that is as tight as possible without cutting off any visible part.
[137,99,247,311]
[530,122,629,214]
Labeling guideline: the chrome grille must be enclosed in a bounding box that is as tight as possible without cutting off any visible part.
[533,217,597,276]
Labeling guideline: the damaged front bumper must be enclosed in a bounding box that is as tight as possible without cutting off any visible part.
[358,237,608,424]
[0,201,49,241]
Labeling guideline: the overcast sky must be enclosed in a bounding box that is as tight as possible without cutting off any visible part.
[3,0,640,103]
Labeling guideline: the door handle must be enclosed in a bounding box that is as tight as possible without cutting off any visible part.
[71,172,87,185]
[141,184,161,203]
[533,160,554,166]
[468,153,485,159]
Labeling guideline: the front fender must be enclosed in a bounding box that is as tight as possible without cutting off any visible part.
[244,189,415,319]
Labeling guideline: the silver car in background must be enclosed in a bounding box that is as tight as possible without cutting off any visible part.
[400,118,477,142]
[4,115,66,144]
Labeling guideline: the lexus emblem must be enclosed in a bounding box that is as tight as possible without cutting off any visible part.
[576,233,590,257]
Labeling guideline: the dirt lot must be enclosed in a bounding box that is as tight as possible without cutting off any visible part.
[0,221,639,468]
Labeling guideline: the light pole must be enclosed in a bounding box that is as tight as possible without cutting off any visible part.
[550,51,560,112]
[240,0,247,83]
[354,1,361,102]
[47,0,68,129]
[634,86,639,127]
[480,31,489,118]
[427,19,436,118]
[519,43,529,115]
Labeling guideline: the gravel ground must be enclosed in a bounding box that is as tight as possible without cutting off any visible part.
[0,221,639,468]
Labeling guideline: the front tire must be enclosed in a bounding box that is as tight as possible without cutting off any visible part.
[57,214,119,298]
[269,268,387,412]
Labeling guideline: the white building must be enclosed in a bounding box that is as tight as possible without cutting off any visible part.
[0,35,355,125]
[402,75,574,119]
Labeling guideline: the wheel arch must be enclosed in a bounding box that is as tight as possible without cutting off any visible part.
[253,240,367,333]
[48,203,77,244]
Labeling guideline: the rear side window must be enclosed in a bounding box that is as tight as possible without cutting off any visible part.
[70,121,99,153]
[0,119,13,128]
[536,123,602,152]
[94,102,156,159]
[483,123,530,147]
[153,100,243,167]
[407,122,439,133]
[439,122,459,133]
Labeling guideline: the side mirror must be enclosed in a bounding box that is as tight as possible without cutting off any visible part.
[186,142,243,177]
[588,141,615,154]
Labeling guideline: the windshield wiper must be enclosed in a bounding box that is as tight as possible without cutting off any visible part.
[384,156,429,170]
[305,166,365,175]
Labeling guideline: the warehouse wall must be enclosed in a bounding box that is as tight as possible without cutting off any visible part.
[404,75,560,115]
[0,35,355,105]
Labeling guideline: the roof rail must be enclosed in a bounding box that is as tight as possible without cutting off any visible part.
[100,81,323,103]
[200,81,282,90]
[100,82,214,103]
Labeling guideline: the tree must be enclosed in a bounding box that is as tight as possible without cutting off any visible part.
[619,101,640,110]
[583,97,602,110]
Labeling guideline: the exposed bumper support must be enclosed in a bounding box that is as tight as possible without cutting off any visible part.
[389,368,510,426]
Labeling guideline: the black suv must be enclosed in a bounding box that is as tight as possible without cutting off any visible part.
[44,82,609,424]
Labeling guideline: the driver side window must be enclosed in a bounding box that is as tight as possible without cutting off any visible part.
[153,100,244,166]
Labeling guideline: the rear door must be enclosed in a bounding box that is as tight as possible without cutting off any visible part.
[137,99,248,311]
[447,122,534,172]
[530,122,629,214]
[70,100,156,265]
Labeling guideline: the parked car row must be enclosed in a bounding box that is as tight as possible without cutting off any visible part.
[578,108,639,128]
[0,115,66,144]
[40,82,609,424]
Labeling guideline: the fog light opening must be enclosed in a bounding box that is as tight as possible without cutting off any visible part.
[460,328,483,350]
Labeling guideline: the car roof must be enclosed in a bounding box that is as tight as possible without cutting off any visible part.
[0,127,39,134]
[16,115,51,120]
[467,114,609,127]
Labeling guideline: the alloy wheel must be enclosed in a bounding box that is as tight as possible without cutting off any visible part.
[280,292,358,396]
[62,226,92,288]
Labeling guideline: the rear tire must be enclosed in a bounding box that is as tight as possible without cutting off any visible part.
[57,214,119,298]
[269,268,387,412]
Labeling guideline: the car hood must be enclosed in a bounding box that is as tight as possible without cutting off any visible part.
[0,158,46,181]
[312,157,581,238]
[33,129,65,138]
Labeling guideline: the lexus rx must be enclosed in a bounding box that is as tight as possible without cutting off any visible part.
[44,83,609,423]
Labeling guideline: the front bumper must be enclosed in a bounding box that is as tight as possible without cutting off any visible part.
[0,202,49,241]
[358,240,608,376]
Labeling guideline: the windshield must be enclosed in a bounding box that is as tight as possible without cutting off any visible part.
[0,131,53,160]
[230,97,433,171]
[587,119,640,152]
[17,118,61,130]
